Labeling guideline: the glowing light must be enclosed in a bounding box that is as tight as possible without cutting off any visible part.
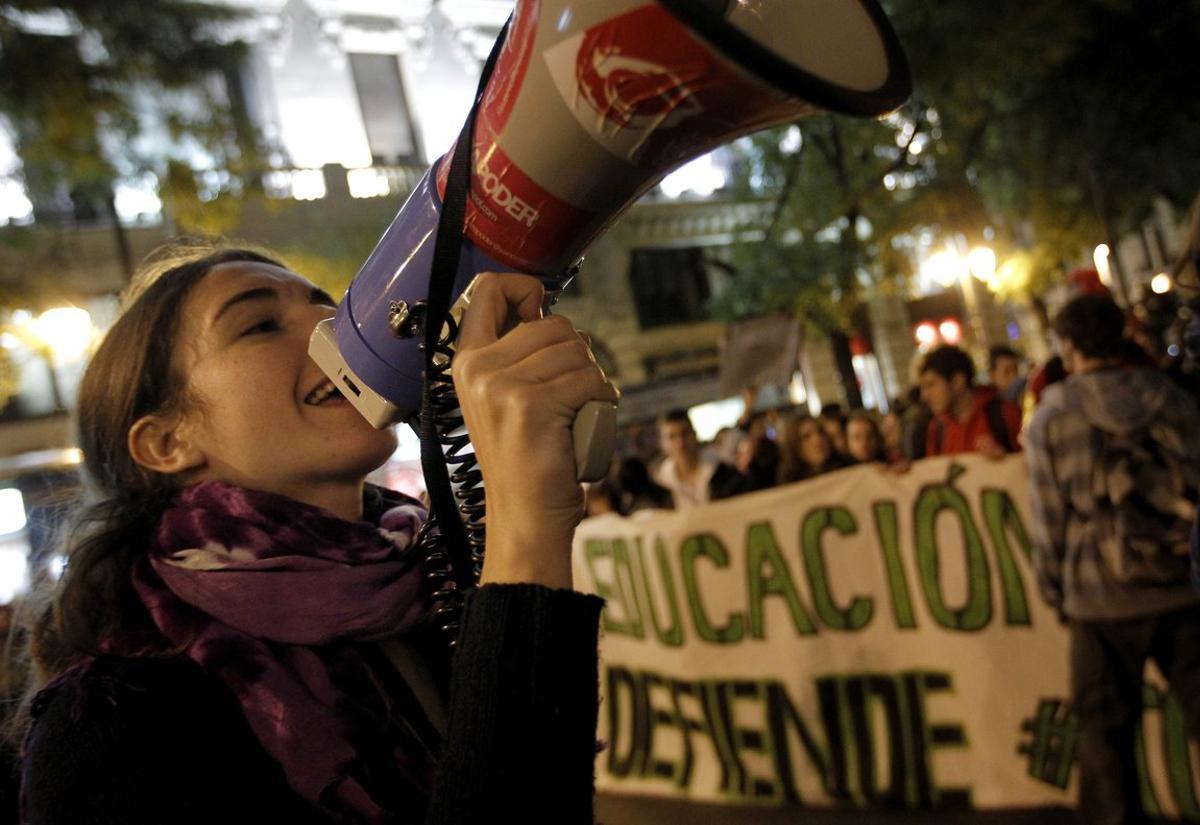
[0,546,29,604]
[778,125,803,155]
[967,246,996,282]
[915,322,937,345]
[1093,244,1113,287]
[687,396,745,442]
[290,169,327,201]
[0,178,34,225]
[660,152,727,198]
[47,554,68,581]
[113,180,162,223]
[0,488,26,535]
[1151,273,1172,294]
[347,168,391,199]
[788,371,808,405]
[31,306,94,363]
[939,319,963,344]
[924,249,967,288]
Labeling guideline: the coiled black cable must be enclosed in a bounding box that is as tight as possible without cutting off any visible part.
[415,313,487,650]
[413,16,509,652]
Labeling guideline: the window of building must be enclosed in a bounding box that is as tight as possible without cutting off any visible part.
[348,53,421,165]
[628,247,713,329]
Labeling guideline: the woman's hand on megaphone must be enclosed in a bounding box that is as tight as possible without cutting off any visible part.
[453,273,618,590]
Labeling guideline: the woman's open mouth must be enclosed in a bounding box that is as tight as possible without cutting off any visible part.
[304,379,346,406]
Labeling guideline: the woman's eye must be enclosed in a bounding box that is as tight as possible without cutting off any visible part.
[241,318,280,336]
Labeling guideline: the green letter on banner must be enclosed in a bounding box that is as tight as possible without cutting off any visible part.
[872,501,917,629]
[801,508,873,631]
[634,537,685,646]
[914,482,992,631]
[681,534,745,643]
[980,489,1032,626]
[586,539,644,637]
[746,521,816,638]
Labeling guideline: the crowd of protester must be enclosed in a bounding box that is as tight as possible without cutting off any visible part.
[585,339,1034,517]
[581,265,1200,825]
[586,286,1199,524]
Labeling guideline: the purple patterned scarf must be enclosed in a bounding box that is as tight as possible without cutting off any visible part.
[129,480,436,823]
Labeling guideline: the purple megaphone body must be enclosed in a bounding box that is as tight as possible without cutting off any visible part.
[308,170,561,429]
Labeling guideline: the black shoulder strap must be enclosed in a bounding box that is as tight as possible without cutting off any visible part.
[417,19,511,589]
[985,397,1015,453]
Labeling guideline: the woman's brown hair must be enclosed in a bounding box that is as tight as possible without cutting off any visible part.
[3,243,285,746]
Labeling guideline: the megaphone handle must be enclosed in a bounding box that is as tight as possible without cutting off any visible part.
[573,399,618,483]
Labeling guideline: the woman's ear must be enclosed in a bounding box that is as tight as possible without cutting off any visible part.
[128,413,205,476]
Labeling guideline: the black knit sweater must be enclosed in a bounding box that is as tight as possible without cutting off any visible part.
[21,584,603,825]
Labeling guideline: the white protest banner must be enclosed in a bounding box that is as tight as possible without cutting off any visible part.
[572,455,1200,817]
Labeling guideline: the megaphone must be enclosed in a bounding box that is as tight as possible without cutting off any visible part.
[310,0,910,431]
[309,0,909,644]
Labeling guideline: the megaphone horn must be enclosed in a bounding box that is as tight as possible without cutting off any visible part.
[309,0,911,429]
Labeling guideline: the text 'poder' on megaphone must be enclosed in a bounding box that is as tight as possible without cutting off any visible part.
[309,0,911,469]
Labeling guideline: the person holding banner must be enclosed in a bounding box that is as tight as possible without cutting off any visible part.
[845,411,888,465]
[652,409,737,509]
[1026,293,1200,825]
[12,247,615,824]
[778,414,849,484]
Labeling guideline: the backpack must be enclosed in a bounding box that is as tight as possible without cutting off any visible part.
[1091,423,1199,582]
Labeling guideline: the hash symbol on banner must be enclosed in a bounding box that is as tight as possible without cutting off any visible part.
[1018,698,1079,789]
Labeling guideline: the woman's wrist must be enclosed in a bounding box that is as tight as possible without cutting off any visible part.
[478,524,575,590]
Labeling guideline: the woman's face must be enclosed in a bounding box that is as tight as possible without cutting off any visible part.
[881,412,902,450]
[846,419,879,462]
[798,419,831,468]
[735,435,757,474]
[169,262,397,502]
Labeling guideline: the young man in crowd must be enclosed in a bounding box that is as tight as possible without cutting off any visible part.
[1026,294,1200,825]
[988,345,1026,407]
[918,345,1022,458]
[652,409,736,509]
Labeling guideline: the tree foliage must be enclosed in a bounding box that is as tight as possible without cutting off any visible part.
[0,0,260,230]
[714,0,1200,327]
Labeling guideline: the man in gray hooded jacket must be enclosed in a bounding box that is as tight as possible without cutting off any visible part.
[1027,293,1200,825]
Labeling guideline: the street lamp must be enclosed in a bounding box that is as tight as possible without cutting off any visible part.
[968,246,996,283]
[14,306,95,411]
[924,249,967,288]
[914,321,937,346]
[31,307,94,364]
[921,244,991,358]
[939,319,963,344]
[1150,273,1172,294]
[1093,244,1113,288]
